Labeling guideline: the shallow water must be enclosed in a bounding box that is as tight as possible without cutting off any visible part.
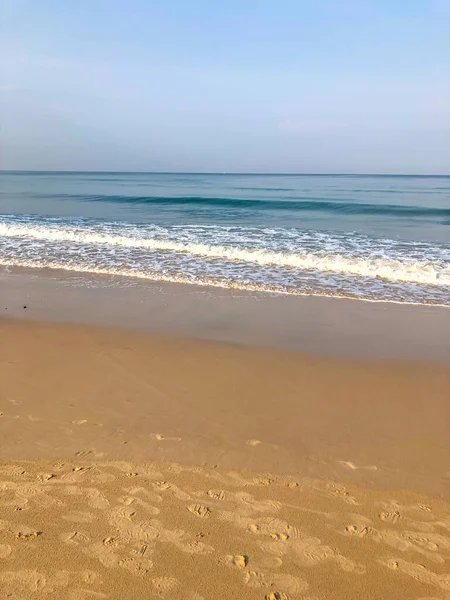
[1,171,449,305]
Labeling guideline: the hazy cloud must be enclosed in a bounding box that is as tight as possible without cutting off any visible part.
[278,120,350,133]
[0,84,19,92]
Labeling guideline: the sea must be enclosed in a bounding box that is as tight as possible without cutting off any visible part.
[0,171,449,306]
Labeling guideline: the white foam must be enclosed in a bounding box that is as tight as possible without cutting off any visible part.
[1,257,449,308]
[1,221,449,287]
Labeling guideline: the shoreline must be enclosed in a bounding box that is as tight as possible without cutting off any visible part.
[2,268,450,362]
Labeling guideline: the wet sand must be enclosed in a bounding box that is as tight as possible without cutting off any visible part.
[2,267,450,361]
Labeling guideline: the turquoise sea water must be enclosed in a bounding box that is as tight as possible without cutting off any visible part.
[0,171,449,305]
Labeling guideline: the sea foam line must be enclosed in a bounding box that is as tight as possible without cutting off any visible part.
[1,257,449,308]
[1,222,449,286]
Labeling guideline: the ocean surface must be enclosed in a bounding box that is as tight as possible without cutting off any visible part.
[0,171,449,306]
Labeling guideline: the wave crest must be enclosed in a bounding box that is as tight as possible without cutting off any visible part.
[35,194,450,219]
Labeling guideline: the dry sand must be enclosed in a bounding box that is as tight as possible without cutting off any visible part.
[1,318,449,599]
[1,458,450,600]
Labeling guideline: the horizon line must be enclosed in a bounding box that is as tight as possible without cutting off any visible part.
[1,170,449,177]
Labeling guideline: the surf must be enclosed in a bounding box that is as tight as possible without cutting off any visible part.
[1,220,449,287]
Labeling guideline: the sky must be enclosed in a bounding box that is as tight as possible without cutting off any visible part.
[1,0,449,173]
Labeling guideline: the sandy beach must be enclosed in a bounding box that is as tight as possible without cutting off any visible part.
[1,457,450,600]
[2,1,449,595]
[1,299,449,599]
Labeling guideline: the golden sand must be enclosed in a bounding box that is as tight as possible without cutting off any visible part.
[0,318,449,599]
[1,458,450,600]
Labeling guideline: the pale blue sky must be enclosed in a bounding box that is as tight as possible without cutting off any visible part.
[1,0,449,173]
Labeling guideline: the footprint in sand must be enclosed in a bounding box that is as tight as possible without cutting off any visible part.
[151,576,181,596]
[89,545,153,576]
[119,496,135,507]
[60,531,90,545]
[107,509,159,543]
[187,504,211,518]
[132,543,150,558]
[118,488,160,514]
[248,518,296,539]
[255,477,275,486]
[291,537,335,566]
[0,570,70,593]
[71,466,92,475]
[243,570,267,588]
[346,524,374,537]
[267,573,309,598]
[379,510,402,524]
[404,531,450,553]
[220,554,248,569]
[84,541,121,569]
[75,450,93,459]
[324,483,359,506]
[271,533,289,541]
[103,536,119,547]
[382,558,450,591]
[286,481,300,488]
[260,532,366,575]
[244,570,308,597]
[80,570,103,585]
[207,489,225,501]
[235,492,282,513]
[37,473,56,482]
[155,481,171,491]
[346,522,449,564]
[85,488,110,509]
